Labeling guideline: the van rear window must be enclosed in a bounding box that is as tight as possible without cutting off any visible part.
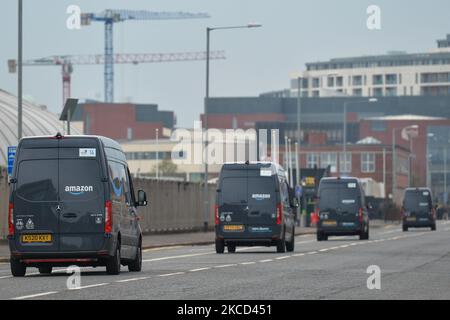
[319,182,360,210]
[16,160,58,201]
[221,177,247,204]
[404,191,431,211]
[59,159,103,201]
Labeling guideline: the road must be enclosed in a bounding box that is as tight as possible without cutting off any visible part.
[1,221,450,300]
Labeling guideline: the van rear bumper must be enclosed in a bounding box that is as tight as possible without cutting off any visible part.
[8,234,117,265]
[317,225,363,236]
[403,218,434,228]
[10,251,112,266]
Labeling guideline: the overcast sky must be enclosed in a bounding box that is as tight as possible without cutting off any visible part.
[1,0,450,127]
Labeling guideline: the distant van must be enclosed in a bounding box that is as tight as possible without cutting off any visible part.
[215,162,298,253]
[401,187,436,231]
[316,177,370,241]
[8,134,147,276]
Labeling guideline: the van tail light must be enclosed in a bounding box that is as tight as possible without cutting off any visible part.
[8,202,14,236]
[105,200,113,233]
[214,205,219,225]
[359,208,364,224]
[276,203,282,225]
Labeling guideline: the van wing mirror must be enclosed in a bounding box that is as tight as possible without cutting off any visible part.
[137,190,148,207]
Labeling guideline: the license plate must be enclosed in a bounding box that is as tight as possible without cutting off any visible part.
[322,220,337,226]
[21,234,52,243]
[223,225,244,232]
[406,217,416,222]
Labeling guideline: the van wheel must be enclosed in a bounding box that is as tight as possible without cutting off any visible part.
[128,241,142,272]
[227,244,236,253]
[286,227,295,252]
[276,232,286,253]
[215,239,225,254]
[38,266,53,275]
[402,225,408,232]
[431,224,436,231]
[106,243,121,275]
[317,232,327,241]
[10,257,26,277]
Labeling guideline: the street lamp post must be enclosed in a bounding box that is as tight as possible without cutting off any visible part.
[296,77,302,187]
[203,23,262,232]
[18,0,23,140]
[156,128,159,180]
[392,128,398,202]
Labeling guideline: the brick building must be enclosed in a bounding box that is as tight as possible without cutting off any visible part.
[72,102,175,141]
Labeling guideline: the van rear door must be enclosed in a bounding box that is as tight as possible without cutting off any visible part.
[246,173,277,228]
[404,190,432,222]
[58,141,106,252]
[13,145,60,253]
[219,175,249,230]
[319,181,361,226]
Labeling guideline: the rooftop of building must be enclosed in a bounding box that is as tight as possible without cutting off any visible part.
[0,88,79,167]
[363,114,447,121]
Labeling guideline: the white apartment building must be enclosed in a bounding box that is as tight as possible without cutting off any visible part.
[290,34,450,98]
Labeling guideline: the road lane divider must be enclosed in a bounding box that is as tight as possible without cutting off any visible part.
[12,291,58,300]
[159,272,185,277]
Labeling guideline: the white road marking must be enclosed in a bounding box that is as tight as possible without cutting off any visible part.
[259,259,273,263]
[116,277,150,283]
[189,267,211,272]
[70,283,109,290]
[236,246,264,251]
[319,248,329,252]
[143,251,213,263]
[293,253,305,257]
[159,272,185,277]
[240,262,256,265]
[275,256,291,260]
[307,251,318,255]
[214,264,237,268]
[0,275,12,280]
[12,291,58,300]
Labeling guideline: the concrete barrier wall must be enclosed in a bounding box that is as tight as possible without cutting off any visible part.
[133,179,217,233]
[0,171,217,239]
[0,168,9,239]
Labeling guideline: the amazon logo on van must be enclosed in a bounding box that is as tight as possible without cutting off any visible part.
[65,185,94,195]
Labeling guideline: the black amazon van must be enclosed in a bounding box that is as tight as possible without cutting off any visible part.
[401,187,436,231]
[8,134,147,276]
[215,162,297,253]
[316,177,370,241]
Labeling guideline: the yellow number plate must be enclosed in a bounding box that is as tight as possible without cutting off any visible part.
[322,220,337,226]
[406,217,416,222]
[223,225,244,232]
[21,234,52,243]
